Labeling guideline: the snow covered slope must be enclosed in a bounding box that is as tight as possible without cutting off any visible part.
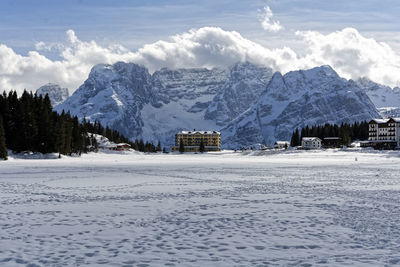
[356,77,400,117]
[356,77,400,108]
[2,150,400,266]
[221,66,380,147]
[35,83,69,107]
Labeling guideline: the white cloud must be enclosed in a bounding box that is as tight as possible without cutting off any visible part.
[133,27,297,73]
[258,6,284,32]
[0,31,137,95]
[296,28,400,87]
[0,27,400,96]
[0,27,298,94]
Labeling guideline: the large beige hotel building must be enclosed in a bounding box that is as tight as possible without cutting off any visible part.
[171,130,221,152]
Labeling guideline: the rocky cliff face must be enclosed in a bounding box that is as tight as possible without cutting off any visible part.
[221,66,381,147]
[35,83,69,107]
[205,62,273,126]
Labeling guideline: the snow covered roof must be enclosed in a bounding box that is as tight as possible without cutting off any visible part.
[178,130,220,135]
[370,118,389,124]
[370,117,400,124]
[302,137,322,142]
[117,143,131,147]
[275,141,289,144]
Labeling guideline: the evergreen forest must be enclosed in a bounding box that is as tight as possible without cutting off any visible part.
[0,91,157,160]
[290,121,369,147]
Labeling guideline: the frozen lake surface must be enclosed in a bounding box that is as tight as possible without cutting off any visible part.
[1,149,400,266]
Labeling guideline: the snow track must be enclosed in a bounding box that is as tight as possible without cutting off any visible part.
[1,150,400,266]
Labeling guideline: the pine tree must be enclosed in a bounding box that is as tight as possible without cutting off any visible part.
[179,138,185,153]
[0,115,7,160]
[199,139,205,153]
[139,139,145,152]
[291,128,300,147]
[157,141,161,152]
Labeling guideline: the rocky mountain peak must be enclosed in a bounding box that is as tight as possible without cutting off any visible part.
[56,63,381,148]
[221,66,380,147]
[35,83,69,107]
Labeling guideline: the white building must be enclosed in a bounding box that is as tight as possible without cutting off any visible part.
[364,117,400,149]
[274,141,290,149]
[301,137,322,149]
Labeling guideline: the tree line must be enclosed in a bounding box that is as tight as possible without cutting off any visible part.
[290,121,369,147]
[0,90,158,160]
[81,119,159,152]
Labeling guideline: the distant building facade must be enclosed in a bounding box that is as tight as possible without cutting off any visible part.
[323,137,342,148]
[361,118,400,149]
[171,130,221,152]
[274,141,290,149]
[104,143,131,151]
[301,137,322,149]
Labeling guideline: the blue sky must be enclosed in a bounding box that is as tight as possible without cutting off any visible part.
[1,0,399,55]
[1,0,400,92]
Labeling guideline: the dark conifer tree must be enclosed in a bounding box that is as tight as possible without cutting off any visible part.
[291,128,300,147]
[179,138,185,153]
[139,139,145,151]
[199,139,205,153]
[0,115,7,160]
[156,141,161,152]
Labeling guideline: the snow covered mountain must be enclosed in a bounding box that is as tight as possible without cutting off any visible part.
[56,62,230,144]
[35,83,69,107]
[356,77,400,108]
[221,66,381,147]
[57,63,382,148]
[56,61,275,146]
[356,77,400,117]
[205,62,273,126]
[56,62,160,138]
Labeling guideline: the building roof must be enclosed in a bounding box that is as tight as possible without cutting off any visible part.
[370,117,400,124]
[178,130,220,135]
[370,118,389,124]
[117,143,131,147]
[388,117,400,123]
[323,137,341,140]
[275,141,289,144]
[302,137,322,142]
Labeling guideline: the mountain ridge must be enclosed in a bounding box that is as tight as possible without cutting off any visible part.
[56,62,384,148]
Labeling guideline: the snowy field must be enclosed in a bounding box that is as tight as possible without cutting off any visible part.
[1,149,400,266]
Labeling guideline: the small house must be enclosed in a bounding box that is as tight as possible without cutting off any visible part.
[301,137,322,149]
[323,137,342,148]
[274,141,290,149]
[116,143,131,151]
